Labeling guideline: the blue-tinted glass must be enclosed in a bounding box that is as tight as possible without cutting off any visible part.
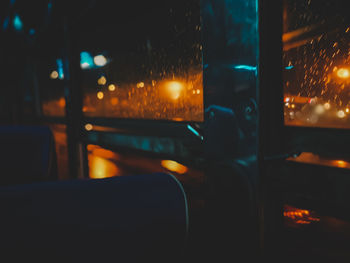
[202,0,258,159]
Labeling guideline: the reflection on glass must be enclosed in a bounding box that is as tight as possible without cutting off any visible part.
[161,160,188,174]
[89,156,120,179]
[287,152,350,169]
[80,1,203,122]
[86,144,204,185]
[201,0,258,159]
[87,144,121,179]
[86,144,205,226]
[283,0,350,128]
[284,205,320,228]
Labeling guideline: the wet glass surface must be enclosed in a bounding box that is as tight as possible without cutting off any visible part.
[77,1,203,122]
[283,0,350,128]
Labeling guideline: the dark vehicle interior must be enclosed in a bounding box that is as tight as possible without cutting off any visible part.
[1,0,350,262]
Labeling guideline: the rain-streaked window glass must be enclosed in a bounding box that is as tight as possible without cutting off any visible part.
[283,0,350,128]
[79,1,203,122]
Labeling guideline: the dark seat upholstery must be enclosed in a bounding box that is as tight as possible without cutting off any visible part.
[0,173,188,262]
[0,125,57,185]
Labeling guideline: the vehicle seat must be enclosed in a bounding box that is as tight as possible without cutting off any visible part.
[0,172,188,262]
[0,125,57,185]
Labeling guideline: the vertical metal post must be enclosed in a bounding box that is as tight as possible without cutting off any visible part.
[257,0,284,259]
[63,17,88,179]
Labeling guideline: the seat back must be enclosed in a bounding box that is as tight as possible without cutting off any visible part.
[0,173,188,262]
[0,125,57,185]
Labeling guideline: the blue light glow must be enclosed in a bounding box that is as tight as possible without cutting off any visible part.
[13,14,23,31]
[29,29,35,35]
[80,52,94,69]
[48,1,52,16]
[234,65,257,71]
[187,125,203,140]
[285,65,294,70]
[56,59,64,79]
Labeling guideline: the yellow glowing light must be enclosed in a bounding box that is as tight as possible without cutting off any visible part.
[283,205,320,225]
[324,103,331,110]
[108,84,116,91]
[337,110,346,118]
[166,81,183,100]
[50,70,59,79]
[94,55,108,66]
[337,68,350,78]
[173,117,184,122]
[85,123,93,131]
[89,156,119,179]
[314,104,325,115]
[291,104,295,109]
[137,82,145,88]
[97,76,107,85]
[161,160,188,174]
[336,160,347,168]
[196,89,201,94]
[346,108,350,113]
[97,91,104,100]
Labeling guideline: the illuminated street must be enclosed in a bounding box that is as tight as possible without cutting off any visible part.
[43,73,203,122]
